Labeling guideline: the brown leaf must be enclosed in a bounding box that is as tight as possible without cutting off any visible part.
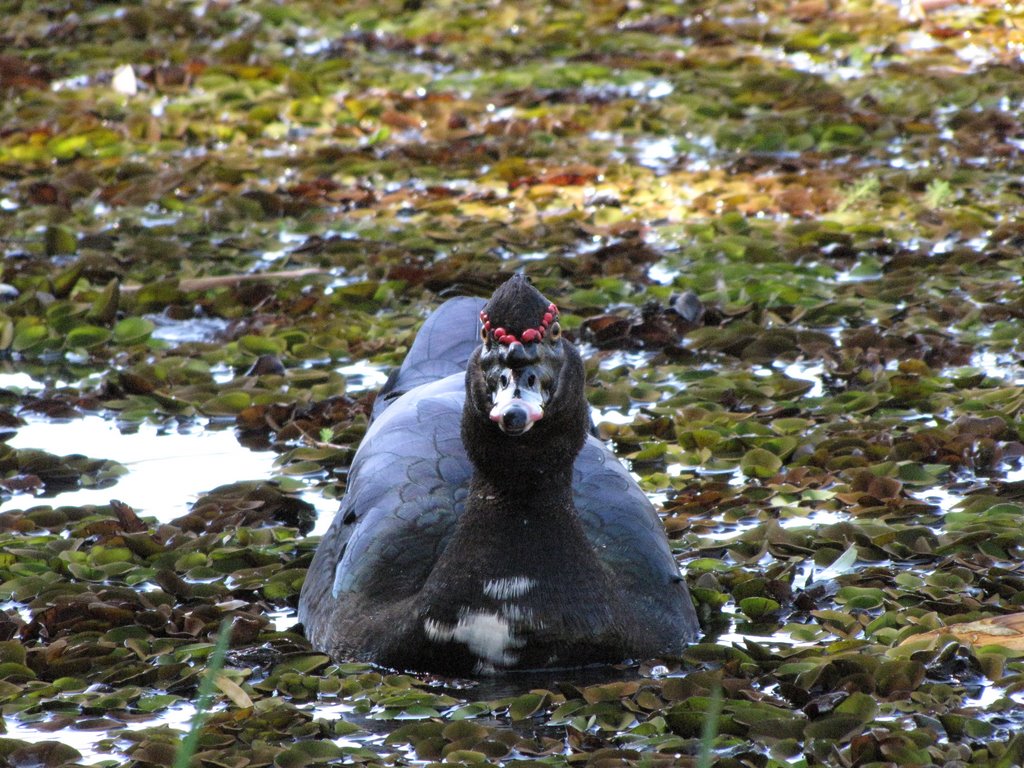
[111,499,147,533]
[901,613,1024,650]
[1,473,42,492]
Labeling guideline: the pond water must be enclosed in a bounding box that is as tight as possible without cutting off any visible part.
[0,357,1005,765]
[0,416,327,763]
[0,416,277,523]
[2,308,1020,764]
[0,368,790,762]
[4,0,1023,761]
[5,700,200,765]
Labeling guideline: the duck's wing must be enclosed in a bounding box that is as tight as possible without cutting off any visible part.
[302,293,482,648]
[573,437,701,640]
[299,374,470,637]
[372,296,485,420]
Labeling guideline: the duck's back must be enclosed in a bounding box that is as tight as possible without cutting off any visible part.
[371,296,485,420]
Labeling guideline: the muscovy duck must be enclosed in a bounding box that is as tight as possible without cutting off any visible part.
[299,275,699,675]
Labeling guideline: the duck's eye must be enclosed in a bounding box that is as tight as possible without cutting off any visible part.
[480,325,489,343]
[527,373,537,387]
[499,373,509,388]
[549,322,561,341]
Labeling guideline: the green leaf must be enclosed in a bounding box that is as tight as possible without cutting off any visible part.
[137,694,183,713]
[44,225,77,256]
[740,448,783,479]
[239,334,287,355]
[113,316,155,345]
[87,278,121,323]
[509,692,546,720]
[0,641,26,665]
[12,321,48,352]
[52,260,84,296]
[738,596,781,620]
[816,545,858,580]
[201,391,252,415]
[65,324,112,349]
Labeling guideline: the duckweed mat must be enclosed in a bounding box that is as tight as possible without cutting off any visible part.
[3,0,1024,765]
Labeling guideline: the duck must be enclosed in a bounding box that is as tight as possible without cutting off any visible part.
[298,275,699,675]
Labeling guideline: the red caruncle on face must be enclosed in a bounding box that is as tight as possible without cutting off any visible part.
[479,303,558,346]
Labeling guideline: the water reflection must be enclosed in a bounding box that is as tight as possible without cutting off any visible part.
[0,416,277,523]
[4,700,201,767]
[148,314,230,343]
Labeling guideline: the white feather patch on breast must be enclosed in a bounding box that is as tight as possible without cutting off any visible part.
[482,576,536,600]
[424,609,525,668]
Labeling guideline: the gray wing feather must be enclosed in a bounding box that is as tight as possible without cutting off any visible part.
[371,297,484,419]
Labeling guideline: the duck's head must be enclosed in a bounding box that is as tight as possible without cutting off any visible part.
[463,275,589,477]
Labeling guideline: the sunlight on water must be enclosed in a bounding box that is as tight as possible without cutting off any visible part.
[962,685,1024,714]
[634,136,678,169]
[911,485,961,515]
[779,508,845,530]
[337,361,391,392]
[267,606,300,632]
[5,700,199,767]
[0,371,46,391]
[0,416,277,522]
[592,406,636,426]
[782,361,824,398]
[149,314,230,343]
[647,262,679,285]
[713,606,805,648]
[973,351,1024,385]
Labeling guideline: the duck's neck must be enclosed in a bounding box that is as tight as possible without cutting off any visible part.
[454,391,593,562]
[433,464,606,609]
[465,467,576,531]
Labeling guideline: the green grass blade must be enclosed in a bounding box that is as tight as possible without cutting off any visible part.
[173,618,233,768]
[696,685,722,768]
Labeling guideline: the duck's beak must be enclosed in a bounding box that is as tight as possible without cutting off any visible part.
[490,365,545,436]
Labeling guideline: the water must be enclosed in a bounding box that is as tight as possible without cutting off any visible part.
[0,333,1013,764]
[0,416,277,522]
[148,315,230,344]
[0,411,338,764]
[4,701,201,766]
